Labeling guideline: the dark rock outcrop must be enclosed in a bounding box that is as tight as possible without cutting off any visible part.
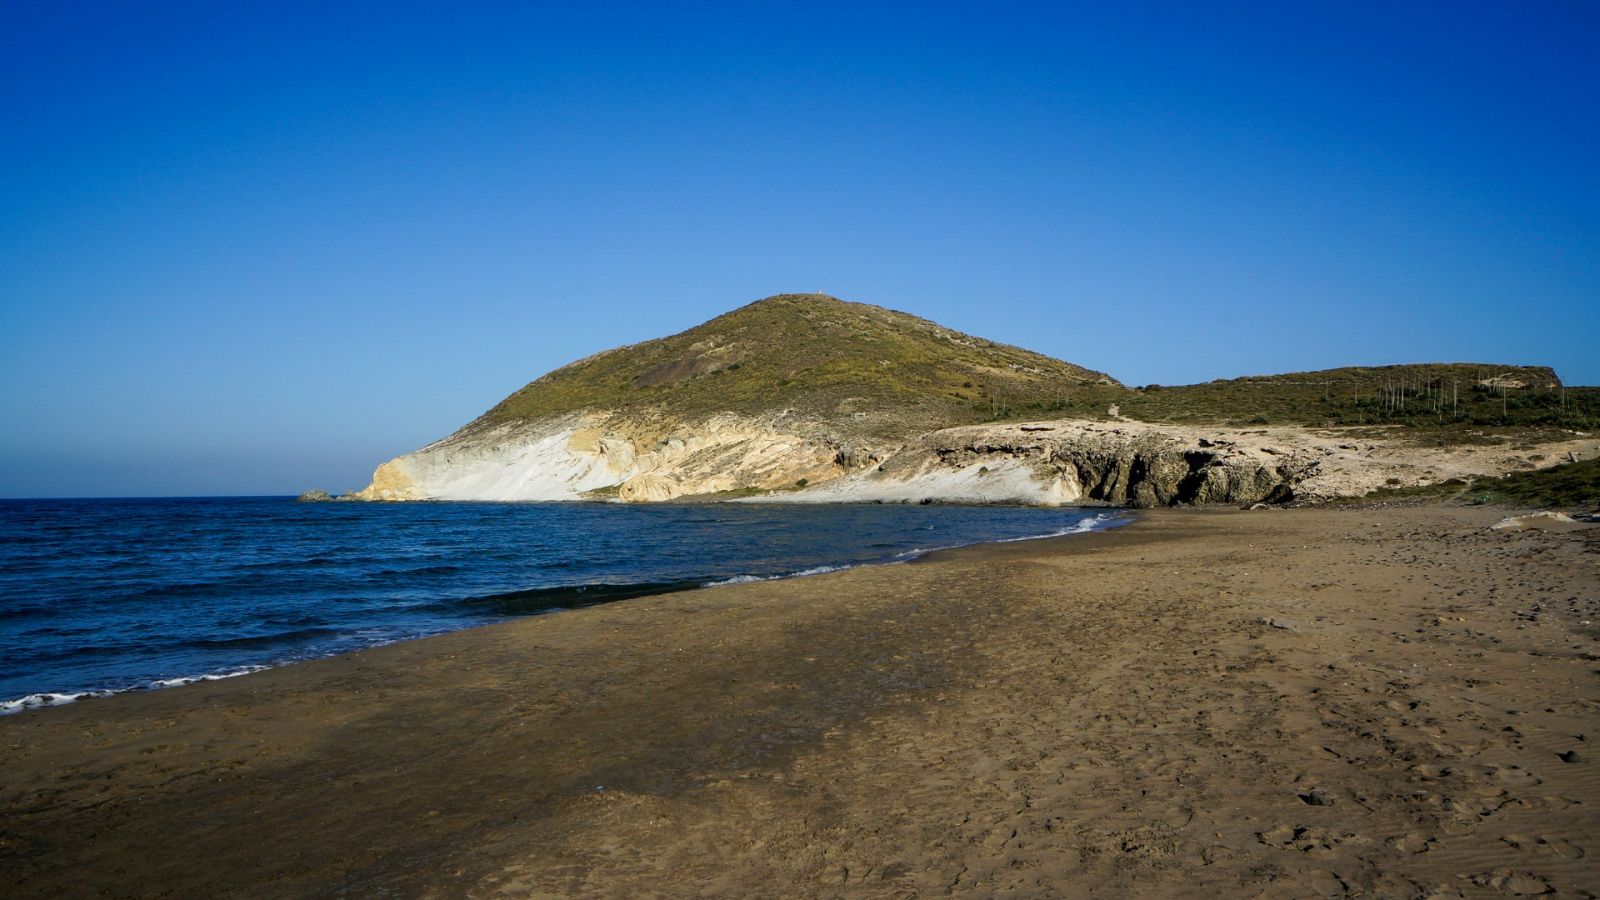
[851,423,1319,507]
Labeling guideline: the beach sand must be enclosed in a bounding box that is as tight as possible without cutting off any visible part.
[3,505,1597,898]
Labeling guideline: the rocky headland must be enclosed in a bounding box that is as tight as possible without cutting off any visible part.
[345,294,1599,507]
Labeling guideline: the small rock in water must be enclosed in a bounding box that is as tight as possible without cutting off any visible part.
[296,490,334,503]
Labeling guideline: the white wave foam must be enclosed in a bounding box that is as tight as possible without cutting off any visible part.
[703,563,853,588]
[702,515,1122,588]
[0,689,115,715]
[1,665,273,716]
[148,665,270,689]
[704,574,767,586]
[791,564,850,578]
[893,513,1122,559]
[993,511,1123,543]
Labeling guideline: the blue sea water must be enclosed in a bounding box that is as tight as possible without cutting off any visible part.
[0,498,1119,713]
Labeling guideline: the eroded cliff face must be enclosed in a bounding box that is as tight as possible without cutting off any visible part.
[346,413,851,503]
[784,422,1311,506]
[777,420,1599,506]
[350,414,1599,506]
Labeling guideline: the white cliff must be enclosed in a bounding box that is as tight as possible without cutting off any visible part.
[351,413,1599,506]
[348,413,847,503]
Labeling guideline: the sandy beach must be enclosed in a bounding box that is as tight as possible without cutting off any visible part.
[3,505,1597,898]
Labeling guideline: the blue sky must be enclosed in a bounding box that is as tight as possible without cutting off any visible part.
[3,2,1596,497]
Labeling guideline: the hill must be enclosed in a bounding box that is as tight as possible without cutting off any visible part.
[459,294,1596,437]
[470,294,1117,439]
[348,294,1597,504]
[1121,364,1596,430]
[1019,365,1598,432]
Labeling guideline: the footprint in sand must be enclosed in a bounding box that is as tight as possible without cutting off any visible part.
[1484,764,1543,788]
[1411,763,1452,780]
[1388,832,1441,855]
[1501,834,1586,860]
[1469,868,1556,895]
[1256,824,1361,854]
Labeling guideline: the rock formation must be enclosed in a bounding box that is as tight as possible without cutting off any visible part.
[350,413,844,503]
[347,294,1596,506]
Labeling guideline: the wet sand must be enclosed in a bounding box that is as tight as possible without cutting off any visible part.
[3,505,1597,898]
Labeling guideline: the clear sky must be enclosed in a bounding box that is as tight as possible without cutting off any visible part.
[3,2,1596,497]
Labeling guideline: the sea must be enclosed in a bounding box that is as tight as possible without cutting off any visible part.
[0,498,1120,714]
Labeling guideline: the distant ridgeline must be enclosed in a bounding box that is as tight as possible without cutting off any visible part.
[1101,364,1597,430]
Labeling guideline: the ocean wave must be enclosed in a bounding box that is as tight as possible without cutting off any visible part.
[993,511,1124,542]
[452,579,709,615]
[186,627,340,650]
[4,625,343,665]
[0,604,52,622]
[147,665,271,688]
[0,689,114,715]
[702,563,854,587]
[704,513,1124,586]
[130,579,228,598]
[236,555,344,570]
[0,665,270,716]
[893,511,1123,559]
[373,564,466,577]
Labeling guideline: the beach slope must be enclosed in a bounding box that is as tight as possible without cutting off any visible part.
[3,506,1597,897]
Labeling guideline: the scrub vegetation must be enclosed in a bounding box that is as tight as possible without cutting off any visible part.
[469,294,1597,441]
[1479,457,1600,509]
[1114,365,1598,430]
[474,294,1119,438]
[1355,457,1600,510]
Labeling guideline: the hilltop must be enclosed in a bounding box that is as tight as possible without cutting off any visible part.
[348,294,1598,505]
[470,294,1118,440]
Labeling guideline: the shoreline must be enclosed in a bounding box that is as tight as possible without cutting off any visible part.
[3,505,1597,896]
[0,508,1126,717]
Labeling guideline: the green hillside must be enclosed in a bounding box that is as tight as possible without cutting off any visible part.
[1115,364,1597,430]
[463,294,1593,440]
[883,362,1596,432]
[1481,457,1600,509]
[474,294,1119,438]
